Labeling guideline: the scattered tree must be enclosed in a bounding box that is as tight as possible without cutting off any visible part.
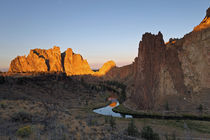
[11,110,32,122]
[197,104,203,113]
[0,76,5,84]
[141,126,160,140]
[127,119,139,137]
[165,101,169,111]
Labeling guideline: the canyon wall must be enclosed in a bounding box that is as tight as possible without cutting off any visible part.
[129,8,210,109]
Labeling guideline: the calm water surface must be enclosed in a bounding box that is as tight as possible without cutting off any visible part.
[93,99,133,118]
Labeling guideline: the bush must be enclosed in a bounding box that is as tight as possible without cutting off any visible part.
[0,101,7,109]
[0,76,5,84]
[197,104,203,113]
[141,126,160,140]
[127,119,139,137]
[165,101,169,111]
[12,111,32,122]
[16,125,32,137]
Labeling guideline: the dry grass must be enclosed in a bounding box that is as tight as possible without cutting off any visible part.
[0,74,210,139]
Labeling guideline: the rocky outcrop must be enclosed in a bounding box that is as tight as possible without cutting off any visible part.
[194,7,210,31]
[105,57,138,82]
[62,48,93,75]
[129,8,210,110]
[9,47,115,76]
[94,60,116,76]
[9,46,62,72]
[132,32,168,109]
[179,26,210,91]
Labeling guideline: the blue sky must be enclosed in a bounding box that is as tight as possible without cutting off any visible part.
[0,0,209,70]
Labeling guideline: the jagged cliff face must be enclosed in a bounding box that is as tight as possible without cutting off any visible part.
[9,46,62,72]
[62,48,93,75]
[180,8,210,90]
[129,8,210,110]
[9,47,115,76]
[179,27,210,91]
[133,32,167,109]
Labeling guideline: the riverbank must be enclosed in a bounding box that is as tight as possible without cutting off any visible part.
[113,104,210,121]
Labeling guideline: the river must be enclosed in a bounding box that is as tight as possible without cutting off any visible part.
[93,98,133,118]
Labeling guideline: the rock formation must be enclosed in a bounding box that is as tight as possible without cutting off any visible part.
[105,7,210,110]
[9,47,115,76]
[105,58,138,83]
[94,60,116,76]
[9,46,62,72]
[194,7,210,31]
[129,8,210,110]
[133,32,166,109]
[61,48,93,75]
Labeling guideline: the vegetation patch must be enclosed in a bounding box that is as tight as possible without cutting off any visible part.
[127,119,139,137]
[0,101,7,109]
[16,125,32,138]
[141,126,160,140]
[0,76,5,84]
[185,120,210,134]
[113,104,210,121]
[11,110,32,122]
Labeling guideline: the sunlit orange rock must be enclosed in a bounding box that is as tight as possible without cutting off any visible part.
[9,47,116,76]
[62,48,94,76]
[194,7,210,31]
[9,46,62,72]
[94,60,116,76]
[109,102,117,107]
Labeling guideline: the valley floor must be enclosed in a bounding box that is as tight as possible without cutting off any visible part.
[0,74,210,140]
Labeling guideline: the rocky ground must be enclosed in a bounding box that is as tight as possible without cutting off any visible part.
[0,73,210,140]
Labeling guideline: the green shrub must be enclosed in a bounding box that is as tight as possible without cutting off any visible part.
[0,101,7,109]
[172,132,177,140]
[0,76,5,84]
[127,119,139,137]
[165,101,169,111]
[12,111,32,122]
[141,126,160,140]
[197,104,203,113]
[16,125,32,137]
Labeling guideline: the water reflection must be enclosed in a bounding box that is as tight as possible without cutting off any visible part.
[93,99,133,118]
